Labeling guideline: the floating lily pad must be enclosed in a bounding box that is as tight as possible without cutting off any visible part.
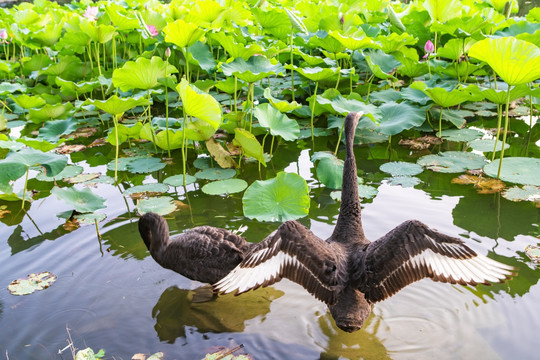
[380,161,423,177]
[67,173,102,184]
[468,139,509,152]
[137,196,177,216]
[418,151,487,173]
[243,172,310,222]
[8,272,57,296]
[107,157,166,174]
[438,128,483,142]
[386,176,422,188]
[331,184,378,201]
[201,179,248,195]
[163,174,197,187]
[502,185,540,202]
[36,165,83,182]
[51,186,106,213]
[74,213,107,225]
[195,168,236,180]
[124,183,169,197]
[484,158,540,186]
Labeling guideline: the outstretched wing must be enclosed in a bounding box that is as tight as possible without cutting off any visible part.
[214,220,341,305]
[358,220,515,303]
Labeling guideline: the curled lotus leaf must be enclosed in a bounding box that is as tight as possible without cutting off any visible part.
[112,56,178,92]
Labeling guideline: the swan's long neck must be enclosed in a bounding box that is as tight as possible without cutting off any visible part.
[331,113,367,244]
[140,214,170,262]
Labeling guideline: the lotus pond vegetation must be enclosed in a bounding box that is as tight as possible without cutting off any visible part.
[0,0,539,359]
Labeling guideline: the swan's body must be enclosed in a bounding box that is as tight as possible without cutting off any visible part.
[138,214,251,284]
[214,112,515,332]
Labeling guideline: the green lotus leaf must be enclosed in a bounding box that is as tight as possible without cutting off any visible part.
[330,185,378,201]
[8,272,57,296]
[288,65,338,82]
[316,156,344,190]
[380,162,424,177]
[27,102,74,124]
[106,156,149,172]
[16,137,63,152]
[51,186,106,213]
[202,178,248,195]
[437,128,483,142]
[221,56,285,83]
[177,78,221,130]
[263,88,301,113]
[105,4,139,31]
[137,196,177,216]
[164,19,205,48]
[418,151,487,173]
[124,183,169,196]
[252,7,291,40]
[502,185,540,202]
[215,77,245,94]
[293,49,326,66]
[315,92,380,122]
[10,94,46,109]
[36,165,83,182]
[387,4,407,32]
[400,87,432,105]
[254,103,299,141]
[285,8,308,34]
[377,102,426,135]
[386,176,422,188]
[243,172,310,222]
[151,128,184,150]
[363,50,401,80]
[187,41,217,74]
[193,157,214,170]
[468,37,540,86]
[478,84,531,104]
[438,38,477,61]
[484,158,540,186]
[113,56,178,92]
[375,32,417,53]
[209,32,264,61]
[308,32,345,53]
[31,23,63,47]
[369,89,402,104]
[55,77,100,95]
[195,168,236,180]
[423,0,463,23]
[107,122,143,146]
[411,82,483,108]
[0,148,67,185]
[79,20,116,43]
[233,128,266,166]
[329,30,379,51]
[468,139,509,152]
[38,118,78,143]
[163,174,197,187]
[0,82,26,95]
[87,95,149,116]
[74,213,107,225]
[126,157,166,174]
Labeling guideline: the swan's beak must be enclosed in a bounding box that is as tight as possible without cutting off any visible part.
[353,111,363,122]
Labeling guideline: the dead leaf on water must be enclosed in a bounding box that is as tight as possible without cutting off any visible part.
[8,272,57,295]
[56,144,87,154]
[63,219,80,231]
[88,138,107,147]
[174,200,190,210]
[451,174,505,194]
[0,205,11,218]
[399,135,442,150]
[206,138,236,168]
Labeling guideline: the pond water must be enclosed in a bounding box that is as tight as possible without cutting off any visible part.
[0,138,539,360]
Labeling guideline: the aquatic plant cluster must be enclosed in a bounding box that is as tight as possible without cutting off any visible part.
[0,0,538,226]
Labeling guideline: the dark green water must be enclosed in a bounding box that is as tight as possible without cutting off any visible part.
[0,135,539,359]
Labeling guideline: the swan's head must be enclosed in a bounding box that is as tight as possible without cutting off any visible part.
[329,287,371,333]
[346,111,363,128]
[138,212,170,251]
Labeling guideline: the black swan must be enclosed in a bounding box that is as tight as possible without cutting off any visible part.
[138,213,251,284]
[214,112,515,332]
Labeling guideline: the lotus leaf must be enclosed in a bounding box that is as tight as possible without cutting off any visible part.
[263,88,301,113]
[468,139,509,152]
[502,185,540,202]
[202,179,248,195]
[423,0,463,23]
[375,32,417,53]
[27,103,74,124]
[289,65,338,82]
[10,94,46,109]
[331,185,378,201]
[307,32,346,53]
[363,50,401,80]
[38,118,78,143]
[55,77,100,95]
[285,8,309,34]
[252,7,291,40]
[243,172,310,222]
[0,148,67,185]
[484,158,540,186]
[51,186,106,213]
[221,56,285,83]
[380,162,423,177]
[137,196,177,216]
[438,128,483,142]
[177,79,221,130]
[206,138,235,168]
[233,128,266,166]
[124,183,169,196]
[87,95,149,116]
[468,37,540,85]
[112,57,178,92]
[163,174,197,187]
[195,168,237,180]
[418,151,487,173]
[377,102,426,135]
[209,32,263,61]
[253,103,299,141]
[8,272,56,296]
[316,156,344,190]
[411,82,483,108]
[386,176,422,188]
[329,30,379,51]
[187,41,217,74]
[164,19,205,48]
[126,157,166,174]
[79,20,116,43]
[316,92,380,122]
[74,213,107,225]
[36,165,83,182]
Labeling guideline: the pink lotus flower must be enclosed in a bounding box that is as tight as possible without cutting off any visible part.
[423,40,435,58]
[147,25,158,37]
[83,6,99,21]
[0,29,7,43]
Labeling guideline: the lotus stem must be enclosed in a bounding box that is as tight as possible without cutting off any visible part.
[165,59,171,157]
[335,68,341,89]
[310,81,319,143]
[21,167,29,209]
[438,108,444,138]
[234,76,238,113]
[496,88,511,179]
[249,83,255,132]
[182,115,187,185]
[113,114,120,182]
[290,31,295,101]
[334,120,346,155]
[492,104,502,161]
